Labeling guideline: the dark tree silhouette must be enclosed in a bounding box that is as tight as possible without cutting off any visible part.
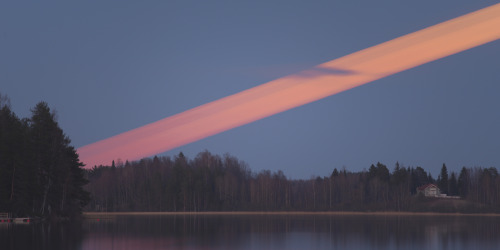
[438,164,449,194]
[0,96,89,219]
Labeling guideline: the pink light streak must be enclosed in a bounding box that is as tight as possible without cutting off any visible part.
[78,3,500,168]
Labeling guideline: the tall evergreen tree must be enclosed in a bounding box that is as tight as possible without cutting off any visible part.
[331,168,339,178]
[457,167,469,198]
[30,102,89,218]
[0,95,34,217]
[438,164,449,194]
[448,172,458,196]
[376,162,390,183]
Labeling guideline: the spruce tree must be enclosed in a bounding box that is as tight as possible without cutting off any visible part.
[449,172,458,196]
[30,102,89,218]
[457,167,469,198]
[0,96,34,217]
[438,164,449,194]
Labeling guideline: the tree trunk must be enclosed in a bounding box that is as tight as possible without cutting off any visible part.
[40,179,51,215]
[10,166,16,201]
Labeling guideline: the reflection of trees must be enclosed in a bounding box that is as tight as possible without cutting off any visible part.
[0,221,85,250]
[79,215,500,249]
[2,215,499,249]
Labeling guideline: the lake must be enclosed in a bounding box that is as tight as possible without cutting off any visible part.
[1,212,500,249]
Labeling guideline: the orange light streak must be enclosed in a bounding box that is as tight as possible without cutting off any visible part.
[78,3,500,168]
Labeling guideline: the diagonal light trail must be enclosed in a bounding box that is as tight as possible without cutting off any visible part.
[78,3,500,168]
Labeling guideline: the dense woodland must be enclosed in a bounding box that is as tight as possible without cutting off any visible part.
[0,94,89,219]
[85,151,500,213]
[2,94,500,216]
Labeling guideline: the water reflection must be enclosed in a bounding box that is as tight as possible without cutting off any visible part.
[0,220,84,250]
[2,214,500,249]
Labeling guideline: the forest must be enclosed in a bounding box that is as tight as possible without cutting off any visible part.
[0,94,89,219]
[85,151,500,213]
[2,94,500,216]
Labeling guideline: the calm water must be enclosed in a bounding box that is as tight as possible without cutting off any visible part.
[1,213,500,249]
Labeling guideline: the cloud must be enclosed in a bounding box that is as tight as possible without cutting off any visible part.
[78,3,500,168]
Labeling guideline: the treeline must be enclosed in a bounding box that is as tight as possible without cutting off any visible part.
[0,94,89,219]
[85,151,500,213]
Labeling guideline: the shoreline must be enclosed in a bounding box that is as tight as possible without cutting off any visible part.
[83,211,500,217]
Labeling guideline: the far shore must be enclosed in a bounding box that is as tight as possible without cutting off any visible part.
[83,211,500,217]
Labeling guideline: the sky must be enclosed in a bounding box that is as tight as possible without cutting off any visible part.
[1,1,499,179]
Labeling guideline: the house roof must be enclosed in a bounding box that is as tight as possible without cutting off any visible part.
[417,183,438,191]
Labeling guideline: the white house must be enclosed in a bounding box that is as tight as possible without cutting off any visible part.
[416,184,441,197]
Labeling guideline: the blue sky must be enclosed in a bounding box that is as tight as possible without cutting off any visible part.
[2,1,499,179]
